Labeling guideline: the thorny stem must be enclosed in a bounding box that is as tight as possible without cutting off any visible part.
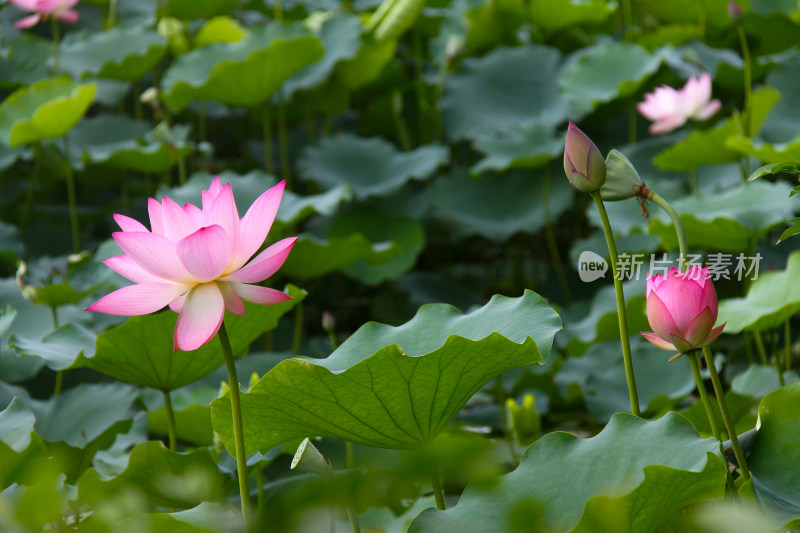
[591,191,640,416]
[701,345,751,481]
[219,322,253,529]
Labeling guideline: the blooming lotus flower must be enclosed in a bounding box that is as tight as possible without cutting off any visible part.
[641,265,726,356]
[563,121,606,193]
[10,0,79,28]
[87,178,297,352]
[637,73,722,135]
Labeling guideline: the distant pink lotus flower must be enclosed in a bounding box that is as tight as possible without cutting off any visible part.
[637,73,722,135]
[641,265,726,355]
[10,0,79,29]
[87,178,297,352]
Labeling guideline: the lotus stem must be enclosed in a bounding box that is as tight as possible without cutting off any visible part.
[292,302,303,354]
[689,351,721,440]
[590,191,640,416]
[736,25,752,138]
[753,330,768,365]
[53,371,63,396]
[63,135,81,253]
[346,503,361,533]
[543,169,572,304]
[346,441,354,470]
[255,467,265,516]
[162,390,177,451]
[219,322,252,529]
[431,470,446,510]
[701,345,751,481]
[277,100,292,187]
[647,191,688,270]
[785,320,792,372]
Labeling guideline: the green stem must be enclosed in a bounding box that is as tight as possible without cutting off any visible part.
[106,0,117,28]
[591,191,640,416]
[53,370,63,396]
[690,168,699,195]
[219,323,252,529]
[20,145,41,231]
[689,351,721,441]
[51,17,60,75]
[291,302,303,354]
[133,82,143,121]
[345,441,354,470]
[277,101,291,186]
[412,29,429,144]
[63,136,81,253]
[647,191,688,270]
[198,102,207,144]
[542,170,572,304]
[346,503,361,533]
[177,153,186,185]
[273,0,283,20]
[785,320,792,373]
[736,25,752,139]
[392,91,411,151]
[262,105,274,174]
[753,330,768,365]
[621,0,633,40]
[701,345,751,481]
[162,390,177,451]
[431,470,446,510]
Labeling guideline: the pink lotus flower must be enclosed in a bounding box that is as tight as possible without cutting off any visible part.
[637,73,722,135]
[563,121,606,193]
[641,265,726,355]
[87,178,297,352]
[10,0,79,29]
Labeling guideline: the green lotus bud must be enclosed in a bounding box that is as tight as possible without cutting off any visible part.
[506,394,541,448]
[600,149,645,201]
[563,121,606,193]
[157,17,190,55]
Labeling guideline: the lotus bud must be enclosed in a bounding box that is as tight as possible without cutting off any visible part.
[641,265,726,359]
[563,122,606,193]
[321,311,335,333]
[728,0,743,22]
[506,394,541,447]
[601,150,645,201]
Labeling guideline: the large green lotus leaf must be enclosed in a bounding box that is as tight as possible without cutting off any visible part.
[528,0,616,32]
[652,120,741,171]
[194,16,246,47]
[333,37,396,91]
[9,323,95,371]
[410,412,726,533]
[212,291,561,455]
[331,206,425,285]
[26,382,138,448]
[726,135,800,163]
[555,338,695,421]
[748,382,800,515]
[0,278,52,382]
[427,170,575,242]
[718,250,800,333]
[161,24,324,111]
[636,24,703,51]
[68,115,192,173]
[77,286,305,391]
[732,365,799,400]
[148,387,216,447]
[637,0,748,28]
[0,77,96,147]
[367,0,425,41]
[0,399,49,491]
[442,45,566,141]
[281,233,402,279]
[157,0,236,18]
[298,135,448,199]
[0,36,51,87]
[59,26,167,82]
[471,122,564,173]
[559,42,666,116]
[282,13,362,98]
[648,181,795,252]
[78,441,227,509]
[161,170,353,229]
[563,280,648,354]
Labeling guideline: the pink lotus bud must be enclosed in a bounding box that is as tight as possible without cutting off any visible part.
[641,265,726,357]
[563,122,606,193]
[728,0,743,21]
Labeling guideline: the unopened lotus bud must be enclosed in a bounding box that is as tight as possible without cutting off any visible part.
[140,87,159,104]
[563,122,606,193]
[321,311,335,333]
[728,0,743,22]
[601,150,645,201]
[506,394,541,447]
[158,17,189,55]
[291,438,331,474]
